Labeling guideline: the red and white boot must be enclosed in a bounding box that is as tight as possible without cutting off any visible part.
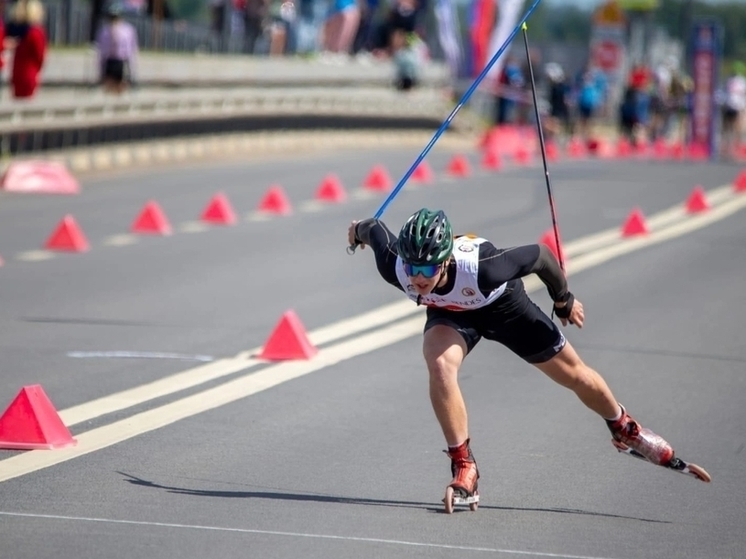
[606,405,674,465]
[443,439,479,513]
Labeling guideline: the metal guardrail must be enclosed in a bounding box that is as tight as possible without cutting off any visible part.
[0,88,474,156]
[0,87,476,156]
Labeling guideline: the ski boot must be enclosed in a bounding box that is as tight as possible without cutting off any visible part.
[442,439,480,513]
[607,404,711,482]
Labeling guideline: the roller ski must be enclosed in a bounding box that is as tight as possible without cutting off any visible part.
[607,405,711,483]
[442,439,480,513]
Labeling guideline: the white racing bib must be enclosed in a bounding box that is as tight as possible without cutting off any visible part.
[395,236,506,311]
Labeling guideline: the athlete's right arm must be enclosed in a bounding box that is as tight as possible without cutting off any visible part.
[351,219,400,287]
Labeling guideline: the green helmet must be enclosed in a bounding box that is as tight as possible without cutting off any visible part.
[397,208,453,265]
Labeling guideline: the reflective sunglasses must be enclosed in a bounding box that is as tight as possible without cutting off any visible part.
[403,262,441,278]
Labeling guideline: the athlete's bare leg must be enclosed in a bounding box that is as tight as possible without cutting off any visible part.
[422,325,469,446]
[533,340,620,419]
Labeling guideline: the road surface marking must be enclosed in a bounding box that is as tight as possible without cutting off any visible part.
[1,186,744,483]
[0,511,618,559]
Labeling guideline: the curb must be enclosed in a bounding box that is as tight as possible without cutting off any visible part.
[32,130,478,175]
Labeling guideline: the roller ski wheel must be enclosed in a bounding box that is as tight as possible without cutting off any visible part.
[611,439,712,483]
[443,486,479,514]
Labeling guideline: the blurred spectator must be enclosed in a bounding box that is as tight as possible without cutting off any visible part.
[210,0,226,34]
[575,65,603,141]
[371,0,418,55]
[146,0,173,19]
[352,0,378,55]
[244,0,269,53]
[668,67,692,144]
[648,64,672,142]
[90,0,106,42]
[618,64,651,146]
[323,0,360,54]
[10,0,46,99]
[268,0,297,55]
[494,57,523,125]
[544,62,572,141]
[392,29,423,90]
[0,13,5,97]
[96,2,139,94]
[720,61,746,159]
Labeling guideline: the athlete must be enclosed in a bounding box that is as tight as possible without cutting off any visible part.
[348,207,689,507]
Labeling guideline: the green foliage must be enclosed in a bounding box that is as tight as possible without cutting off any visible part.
[531,0,746,61]
[525,2,592,45]
[169,0,208,21]
[654,0,746,61]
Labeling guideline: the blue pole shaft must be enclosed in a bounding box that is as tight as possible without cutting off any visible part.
[371,0,543,221]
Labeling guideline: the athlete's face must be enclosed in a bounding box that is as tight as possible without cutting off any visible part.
[405,262,445,294]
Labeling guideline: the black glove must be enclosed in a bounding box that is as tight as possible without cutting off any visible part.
[553,292,574,320]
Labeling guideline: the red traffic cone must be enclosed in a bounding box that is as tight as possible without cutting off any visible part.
[513,145,531,165]
[670,142,685,160]
[652,139,669,159]
[567,137,586,158]
[132,201,172,235]
[539,229,562,262]
[616,138,632,158]
[0,385,77,450]
[258,310,317,361]
[685,186,709,214]
[315,174,347,203]
[257,185,292,215]
[201,192,237,225]
[688,143,709,161]
[363,165,392,191]
[621,208,649,237]
[481,149,502,170]
[411,161,434,184]
[45,215,90,252]
[446,155,471,177]
[734,170,746,192]
[545,142,560,162]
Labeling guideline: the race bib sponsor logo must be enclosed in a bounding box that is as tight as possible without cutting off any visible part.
[461,287,476,297]
[458,242,475,252]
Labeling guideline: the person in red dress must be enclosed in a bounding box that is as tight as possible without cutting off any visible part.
[11,0,46,99]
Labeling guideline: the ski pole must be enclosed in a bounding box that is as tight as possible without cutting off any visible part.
[521,22,565,271]
[348,0,545,255]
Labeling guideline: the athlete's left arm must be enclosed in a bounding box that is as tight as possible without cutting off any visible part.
[477,242,569,302]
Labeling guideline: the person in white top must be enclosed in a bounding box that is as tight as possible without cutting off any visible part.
[721,61,746,158]
[95,2,140,94]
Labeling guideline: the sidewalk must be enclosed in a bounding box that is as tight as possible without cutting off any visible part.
[36,49,450,89]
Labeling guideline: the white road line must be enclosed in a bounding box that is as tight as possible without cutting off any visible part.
[102,234,139,247]
[299,200,325,212]
[567,192,746,274]
[352,189,378,200]
[1,187,743,483]
[67,351,214,362]
[59,299,424,427]
[245,212,274,222]
[0,315,426,482]
[0,511,618,559]
[564,184,733,258]
[178,221,210,233]
[15,250,55,262]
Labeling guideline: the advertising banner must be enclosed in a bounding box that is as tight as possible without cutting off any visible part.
[690,20,723,158]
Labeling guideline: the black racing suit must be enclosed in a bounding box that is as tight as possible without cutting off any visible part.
[354,219,571,363]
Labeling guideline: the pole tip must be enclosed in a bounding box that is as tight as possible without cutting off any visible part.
[522,22,528,31]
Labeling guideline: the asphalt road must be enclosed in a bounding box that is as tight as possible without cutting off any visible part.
[0,140,745,559]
